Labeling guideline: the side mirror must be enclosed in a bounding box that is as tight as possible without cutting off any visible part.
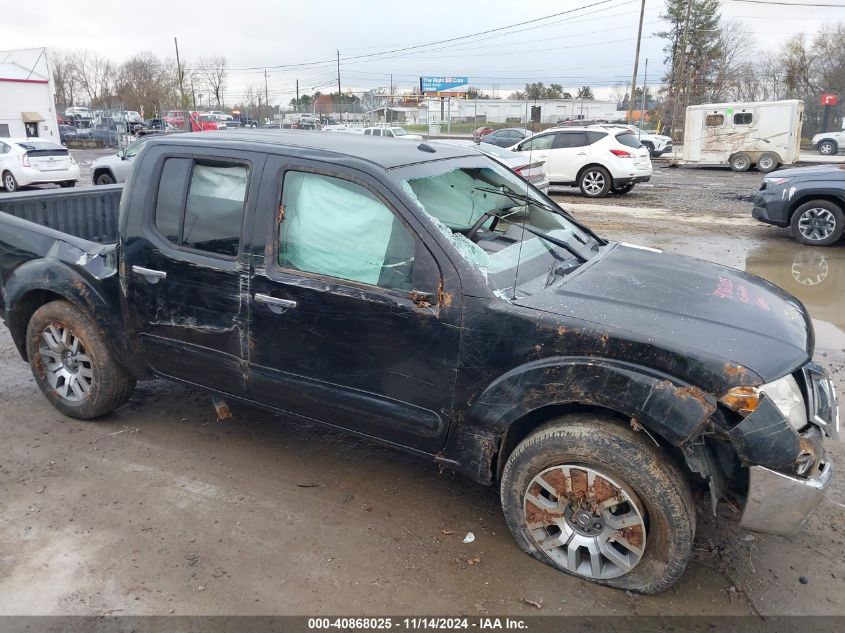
[117,150,125,160]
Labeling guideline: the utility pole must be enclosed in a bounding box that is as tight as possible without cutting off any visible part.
[638,58,648,135]
[264,69,269,124]
[174,37,189,130]
[669,0,694,140]
[389,74,393,124]
[336,50,342,123]
[627,0,647,126]
[295,78,299,113]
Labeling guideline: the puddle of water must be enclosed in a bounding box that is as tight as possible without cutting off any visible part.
[743,244,845,354]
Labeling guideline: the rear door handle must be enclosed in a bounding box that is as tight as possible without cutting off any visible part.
[132,265,167,284]
[255,293,297,313]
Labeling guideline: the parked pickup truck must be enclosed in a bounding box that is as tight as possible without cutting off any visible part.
[0,131,837,594]
[753,165,845,246]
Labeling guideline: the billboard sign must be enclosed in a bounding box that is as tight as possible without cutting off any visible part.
[420,76,469,93]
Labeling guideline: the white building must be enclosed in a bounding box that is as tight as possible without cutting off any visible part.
[421,97,622,125]
[0,48,59,141]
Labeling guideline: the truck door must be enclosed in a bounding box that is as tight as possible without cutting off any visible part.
[121,145,265,397]
[246,156,461,452]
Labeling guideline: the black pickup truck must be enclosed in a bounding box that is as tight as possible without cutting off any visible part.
[0,131,837,594]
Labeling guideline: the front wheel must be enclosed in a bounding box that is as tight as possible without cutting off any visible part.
[611,183,635,195]
[500,415,695,594]
[579,166,611,198]
[3,170,19,192]
[95,172,115,186]
[790,200,845,246]
[818,140,837,156]
[26,300,136,419]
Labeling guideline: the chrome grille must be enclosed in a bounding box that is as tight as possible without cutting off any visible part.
[802,362,840,439]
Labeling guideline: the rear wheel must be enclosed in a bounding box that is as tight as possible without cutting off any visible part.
[579,166,612,198]
[729,153,752,172]
[818,140,837,156]
[611,183,635,195]
[95,172,115,186]
[59,180,76,188]
[790,200,845,246]
[2,170,19,192]
[500,414,695,594]
[641,141,656,157]
[756,153,780,173]
[26,300,136,419]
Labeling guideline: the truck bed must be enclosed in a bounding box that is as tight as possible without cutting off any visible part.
[0,184,122,244]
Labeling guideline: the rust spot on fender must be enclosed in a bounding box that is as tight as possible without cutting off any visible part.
[723,362,754,384]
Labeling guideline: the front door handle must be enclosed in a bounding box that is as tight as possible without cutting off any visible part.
[255,293,297,313]
[132,265,167,284]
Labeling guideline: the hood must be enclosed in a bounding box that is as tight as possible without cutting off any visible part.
[768,164,845,180]
[92,154,122,168]
[516,243,812,384]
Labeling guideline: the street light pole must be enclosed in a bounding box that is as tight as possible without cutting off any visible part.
[627,0,647,125]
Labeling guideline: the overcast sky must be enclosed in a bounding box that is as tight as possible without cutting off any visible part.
[4,0,845,105]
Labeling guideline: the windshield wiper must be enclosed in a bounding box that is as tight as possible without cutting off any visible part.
[519,224,589,263]
[474,186,556,213]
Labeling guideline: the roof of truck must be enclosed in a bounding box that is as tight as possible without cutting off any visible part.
[153,130,477,169]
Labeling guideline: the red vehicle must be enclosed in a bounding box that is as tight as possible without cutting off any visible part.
[473,126,494,142]
[189,112,225,132]
[164,110,187,128]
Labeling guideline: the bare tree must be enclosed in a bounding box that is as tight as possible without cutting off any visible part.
[708,20,756,101]
[117,52,178,116]
[77,50,117,107]
[197,56,227,107]
[50,49,82,109]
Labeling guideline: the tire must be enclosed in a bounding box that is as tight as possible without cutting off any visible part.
[729,153,752,172]
[2,170,19,192]
[756,153,780,173]
[611,183,635,195]
[26,300,136,419]
[641,141,656,157]
[59,180,76,188]
[790,200,845,246]
[818,140,837,156]
[578,166,612,198]
[500,414,695,594]
[94,171,115,186]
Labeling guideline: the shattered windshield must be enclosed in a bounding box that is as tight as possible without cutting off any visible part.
[394,158,601,299]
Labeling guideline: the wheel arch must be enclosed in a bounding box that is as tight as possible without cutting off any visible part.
[787,193,845,222]
[2,259,139,374]
[816,138,839,151]
[92,166,115,184]
[445,357,719,486]
[576,163,611,182]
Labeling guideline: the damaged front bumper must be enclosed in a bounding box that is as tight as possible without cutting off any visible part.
[740,460,833,534]
[730,362,839,535]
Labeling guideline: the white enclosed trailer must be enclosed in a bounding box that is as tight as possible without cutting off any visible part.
[682,99,803,173]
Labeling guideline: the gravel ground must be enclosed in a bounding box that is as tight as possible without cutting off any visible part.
[1,152,843,617]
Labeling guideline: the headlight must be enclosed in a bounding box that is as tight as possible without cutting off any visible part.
[763,177,789,185]
[721,375,807,431]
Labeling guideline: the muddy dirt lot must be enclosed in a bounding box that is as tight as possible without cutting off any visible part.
[1,163,844,617]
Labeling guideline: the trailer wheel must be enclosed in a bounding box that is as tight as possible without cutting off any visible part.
[756,153,780,173]
[729,153,752,172]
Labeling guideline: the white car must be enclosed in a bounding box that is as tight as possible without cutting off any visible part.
[433,139,550,193]
[591,124,673,157]
[513,126,652,197]
[811,130,845,156]
[91,136,151,185]
[209,110,233,122]
[363,127,423,141]
[0,138,80,192]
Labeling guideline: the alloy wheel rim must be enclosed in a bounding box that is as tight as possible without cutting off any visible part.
[798,208,836,241]
[38,323,93,402]
[820,143,834,155]
[584,172,605,195]
[523,464,647,580]
[4,174,13,189]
